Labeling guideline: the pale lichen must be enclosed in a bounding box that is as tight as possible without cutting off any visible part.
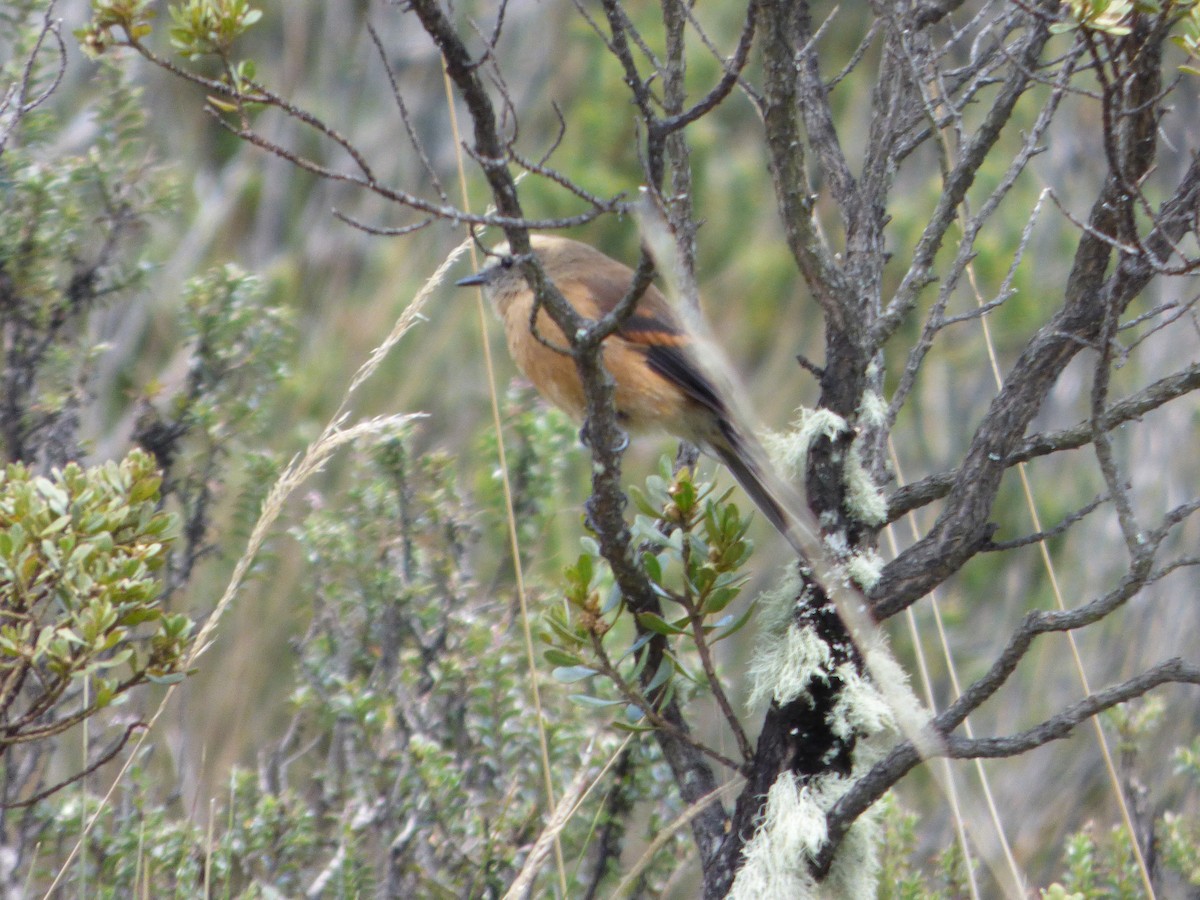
[753,567,808,632]
[844,546,884,591]
[858,388,888,429]
[762,407,848,482]
[748,618,835,709]
[762,406,887,527]
[843,437,888,526]
[727,769,882,899]
[829,655,896,745]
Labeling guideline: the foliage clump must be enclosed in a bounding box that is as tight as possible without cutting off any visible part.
[0,450,191,753]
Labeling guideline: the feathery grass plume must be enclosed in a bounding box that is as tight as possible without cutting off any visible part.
[44,234,476,895]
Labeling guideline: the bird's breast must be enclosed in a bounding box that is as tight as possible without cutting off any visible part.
[500,293,693,436]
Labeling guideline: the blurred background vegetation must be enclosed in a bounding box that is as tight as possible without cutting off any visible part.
[2,0,1199,896]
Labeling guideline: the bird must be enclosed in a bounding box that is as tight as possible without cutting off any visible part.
[458,237,948,757]
[456,234,799,544]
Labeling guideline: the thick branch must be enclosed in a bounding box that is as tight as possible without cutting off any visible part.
[758,0,852,326]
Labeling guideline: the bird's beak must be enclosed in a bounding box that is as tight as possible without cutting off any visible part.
[455,272,487,287]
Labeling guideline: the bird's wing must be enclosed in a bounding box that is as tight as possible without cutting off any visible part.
[569,267,729,419]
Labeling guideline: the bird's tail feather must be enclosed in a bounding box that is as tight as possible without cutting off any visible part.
[710,418,807,559]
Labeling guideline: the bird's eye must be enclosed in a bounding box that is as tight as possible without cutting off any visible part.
[500,255,515,270]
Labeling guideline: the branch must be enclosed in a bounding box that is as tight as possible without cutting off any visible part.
[814,657,1200,873]
[1089,252,1143,556]
[833,494,1200,866]
[588,632,743,774]
[982,493,1108,552]
[874,31,1188,617]
[0,1,67,158]
[948,659,1200,758]
[876,7,1055,343]
[115,27,621,233]
[409,0,732,875]
[758,0,853,325]
[887,362,1200,521]
[655,0,758,135]
[885,59,1065,421]
[793,3,857,214]
[913,0,973,29]
[1,722,146,809]
[366,23,448,205]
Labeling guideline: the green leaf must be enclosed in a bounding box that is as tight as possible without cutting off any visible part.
[635,611,687,636]
[599,583,623,615]
[710,605,756,642]
[93,647,133,669]
[645,657,674,693]
[129,471,161,502]
[93,679,116,709]
[663,651,700,685]
[616,632,653,663]
[147,671,187,685]
[552,665,598,683]
[118,607,162,627]
[564,553,594,593]
[611,719,657,733]
[544,615,585,648]
[641,550,662,583]
[628,485,660,518]
[701,585,742,616]
[567,694,623,708]
[41,515,71,536]
[543,649,583,667]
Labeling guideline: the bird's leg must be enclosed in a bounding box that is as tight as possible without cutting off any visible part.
[578,420,629,453]
[582,490,629,534]
[583,494,598,533]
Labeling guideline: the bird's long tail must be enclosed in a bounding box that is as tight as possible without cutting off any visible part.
[709,417,808,559]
